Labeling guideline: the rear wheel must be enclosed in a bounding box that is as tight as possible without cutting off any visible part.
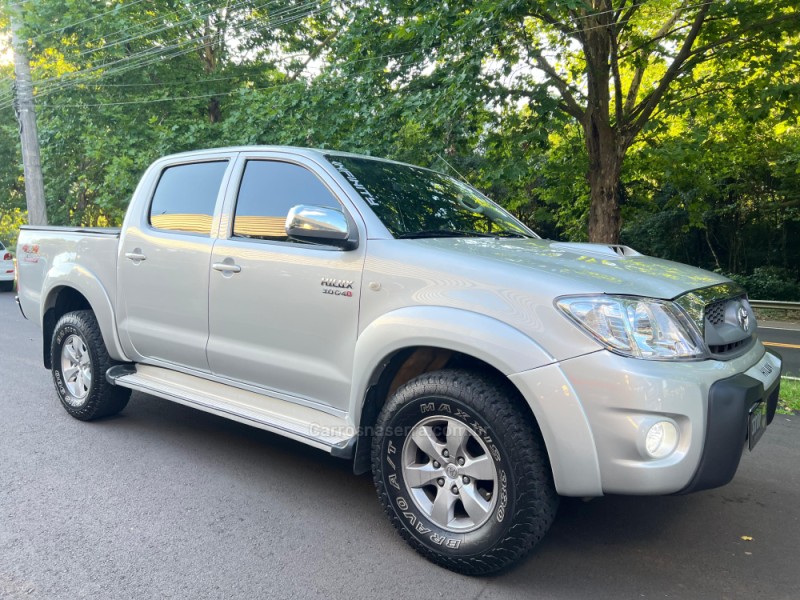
[372,369,559,575]
[0,280,13,292]
[51,310,130,420]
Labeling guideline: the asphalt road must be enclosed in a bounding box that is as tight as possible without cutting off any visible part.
[1,290,799,600]
[759,322,800,377]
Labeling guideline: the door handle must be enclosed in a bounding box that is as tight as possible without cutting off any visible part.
[212,262,242,274]
[125,251,147,262]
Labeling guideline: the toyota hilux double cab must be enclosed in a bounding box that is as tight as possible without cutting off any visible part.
[16,147,782,574]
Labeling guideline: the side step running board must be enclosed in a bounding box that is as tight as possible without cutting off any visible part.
[107,364,356,457]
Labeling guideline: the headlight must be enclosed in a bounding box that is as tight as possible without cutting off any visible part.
[556,295,707,360]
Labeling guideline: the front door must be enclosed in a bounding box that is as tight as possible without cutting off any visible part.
[207,155,365,409]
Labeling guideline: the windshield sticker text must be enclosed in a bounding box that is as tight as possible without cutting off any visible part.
[330,161,379,206]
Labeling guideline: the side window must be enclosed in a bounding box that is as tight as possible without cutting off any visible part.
[149,161,228,235]
[233,160,341,242]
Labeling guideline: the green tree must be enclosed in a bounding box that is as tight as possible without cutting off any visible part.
[1,0,798,301]
[1,0,333,224]
[329,0,799,242]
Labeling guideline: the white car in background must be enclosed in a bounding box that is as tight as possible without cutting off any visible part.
[0,241,15,291]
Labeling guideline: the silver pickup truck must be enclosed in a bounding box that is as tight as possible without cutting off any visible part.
[16,146,782,574]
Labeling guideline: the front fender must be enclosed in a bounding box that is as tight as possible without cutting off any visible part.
[41,263,128,362]
[349,306,603,495]
[349,306,555,422]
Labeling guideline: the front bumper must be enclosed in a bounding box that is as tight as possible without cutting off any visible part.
[511,343,782,496]
[678,357,781,494]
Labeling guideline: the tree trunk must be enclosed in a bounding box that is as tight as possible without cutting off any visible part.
[580,0,625,244]
[584,116,625,244]
[207,97,221,124]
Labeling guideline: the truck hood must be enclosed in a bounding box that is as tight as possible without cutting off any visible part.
[413,238,729,299]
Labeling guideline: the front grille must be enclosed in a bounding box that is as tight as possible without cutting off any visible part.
[709,339,750,355]
[705,300,726,326]
[703,295,754,359]
[674,283,755,360]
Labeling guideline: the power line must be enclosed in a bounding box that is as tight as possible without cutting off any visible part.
[0,0,720,111]
[69,0,282,61]
[32,0,305,85]
[1,0,321,108]
[32,0,152,40]
[80,0,218,47]
[0,5,334,108]
[0,1,331,107]
[0,46,324,107]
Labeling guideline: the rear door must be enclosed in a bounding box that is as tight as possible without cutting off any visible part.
[117,154,235,370]
[206,151,366,410]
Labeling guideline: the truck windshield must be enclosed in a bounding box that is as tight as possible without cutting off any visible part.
[325,155,537,239]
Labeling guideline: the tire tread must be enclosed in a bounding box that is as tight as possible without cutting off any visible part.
[372,369,559,575]
[51,310,130,421]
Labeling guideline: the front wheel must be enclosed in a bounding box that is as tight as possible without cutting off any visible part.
[51,310,130,420]
[372,369,559,575]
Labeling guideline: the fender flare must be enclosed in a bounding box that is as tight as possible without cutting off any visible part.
[348,306,556,414]
[41,263,128,363]
[349,305,554,425]
[349,306,603,494]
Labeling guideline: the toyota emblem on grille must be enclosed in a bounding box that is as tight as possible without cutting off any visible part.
[737,306,750,332]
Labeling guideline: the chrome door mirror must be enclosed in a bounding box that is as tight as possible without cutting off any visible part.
[285,205,357,249]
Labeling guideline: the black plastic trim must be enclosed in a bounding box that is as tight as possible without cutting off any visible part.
[15,295,27,320]
[678,355,781,494]
[105,364,137,385]
[766,350,782,426]
[330,435,357,459]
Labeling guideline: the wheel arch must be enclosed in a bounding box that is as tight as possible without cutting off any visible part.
[349,307,558,475]
[41,278,127,369]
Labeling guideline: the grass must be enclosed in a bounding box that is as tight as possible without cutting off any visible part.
[777,377,800,415]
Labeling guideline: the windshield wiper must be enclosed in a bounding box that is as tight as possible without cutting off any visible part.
[493,232,533,238]
[396,229,498,239]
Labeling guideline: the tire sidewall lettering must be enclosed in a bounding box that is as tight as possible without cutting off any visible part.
[54,324,79,347]
[52,323,90,407]
[496,469,508,523]
[382,396,514,555]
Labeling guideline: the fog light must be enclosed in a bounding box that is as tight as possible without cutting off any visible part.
[644,421,679,459]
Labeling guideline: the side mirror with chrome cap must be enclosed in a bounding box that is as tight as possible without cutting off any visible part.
[285,205,357,250]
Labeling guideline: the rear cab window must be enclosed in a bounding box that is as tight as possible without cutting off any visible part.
[149,161,229,236]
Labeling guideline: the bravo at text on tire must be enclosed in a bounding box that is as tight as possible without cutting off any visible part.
[51,310,130,421]
[372,370,559,575]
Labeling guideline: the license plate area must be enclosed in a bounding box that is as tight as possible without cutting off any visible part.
[748,401,767,451]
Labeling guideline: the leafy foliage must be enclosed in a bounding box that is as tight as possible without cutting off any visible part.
[726,268,800,303]
[0,0,798,297]
[0,207,25,248]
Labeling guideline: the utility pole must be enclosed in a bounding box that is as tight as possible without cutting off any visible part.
[10,5,48,225]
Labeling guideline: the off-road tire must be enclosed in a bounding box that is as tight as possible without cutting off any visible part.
[372,369,559,575]
[51,310,130,420]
